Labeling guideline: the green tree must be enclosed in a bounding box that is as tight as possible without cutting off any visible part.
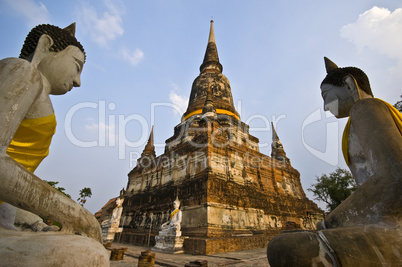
[308,168,356,212]
[77,187,92,206]
[44,180,71,198]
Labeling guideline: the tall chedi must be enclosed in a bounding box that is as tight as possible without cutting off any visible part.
[118,21,323,255]
[182,20,239,122]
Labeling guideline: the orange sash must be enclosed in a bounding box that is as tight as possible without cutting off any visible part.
[170,209,179,220]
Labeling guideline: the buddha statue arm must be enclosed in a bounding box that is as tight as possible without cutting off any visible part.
[0,59,102,242]
[0,156,102,241]
[0,59,42,146]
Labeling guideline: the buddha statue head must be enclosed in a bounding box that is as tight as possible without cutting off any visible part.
[320,57,373,118]
[20,23,86,95]
[173,198,180,209]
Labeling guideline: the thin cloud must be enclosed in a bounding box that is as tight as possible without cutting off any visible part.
[85,118,117,143]
[169,88,188,116]
[340,6,402,61]
[77,0,124,47]
[3,0,50,27]
[120,48,144,66]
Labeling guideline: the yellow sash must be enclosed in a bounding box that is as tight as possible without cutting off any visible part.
[342,99,402,166]
[170,209,179,220]
[1,113,56,206]
[6,113,57,173]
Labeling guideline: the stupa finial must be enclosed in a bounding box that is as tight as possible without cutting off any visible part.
[208,20,215,44]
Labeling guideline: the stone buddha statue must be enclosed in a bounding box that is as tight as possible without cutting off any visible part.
[160,199,182,235]
[267,57,402,266]
[102,197,124,229]
[153,198,185,253]
[0,23,108,266]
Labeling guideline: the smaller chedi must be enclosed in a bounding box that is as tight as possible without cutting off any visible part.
[101,192,125,244]
[153,198,185,254]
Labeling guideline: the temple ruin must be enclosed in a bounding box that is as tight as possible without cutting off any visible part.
[113,21,323,254]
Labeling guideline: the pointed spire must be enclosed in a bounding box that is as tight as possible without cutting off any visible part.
[208,20,215,43]
[271,122,279,142]
[142,126,156,158]
[271,123,290,165]
[181,20,240,122]
[200,20,223,73]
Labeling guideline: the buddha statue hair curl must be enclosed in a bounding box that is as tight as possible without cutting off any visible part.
[19,23,85,61]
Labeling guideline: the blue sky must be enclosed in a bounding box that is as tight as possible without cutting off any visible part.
[1,0,401,213]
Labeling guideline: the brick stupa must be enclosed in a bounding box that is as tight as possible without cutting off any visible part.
[117,21,323,254]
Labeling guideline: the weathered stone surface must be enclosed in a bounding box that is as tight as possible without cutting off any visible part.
[110,247,126,261]
[267,231,336,266]
[186,235,276,255]
[0,203,18,230]
[0,227,109,267]
[267,57,402,266]
[138,250,155,267]
[14,207,59,232]
[153,236,186,254]
[267,226,402,266]
[111,21,323,255]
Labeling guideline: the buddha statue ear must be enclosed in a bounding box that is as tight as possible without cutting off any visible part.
[324,57,338,73]
[344,75,361,102]
[31,34,54,67]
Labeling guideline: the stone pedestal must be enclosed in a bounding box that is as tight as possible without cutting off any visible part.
[152,229,186,254]
[110,247,126,261]
[138,250,155,267]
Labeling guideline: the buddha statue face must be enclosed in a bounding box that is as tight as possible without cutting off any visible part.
[37,45,84,95]
[173,200,180,209]
[115,197,123,207]
[321,82,355,118]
